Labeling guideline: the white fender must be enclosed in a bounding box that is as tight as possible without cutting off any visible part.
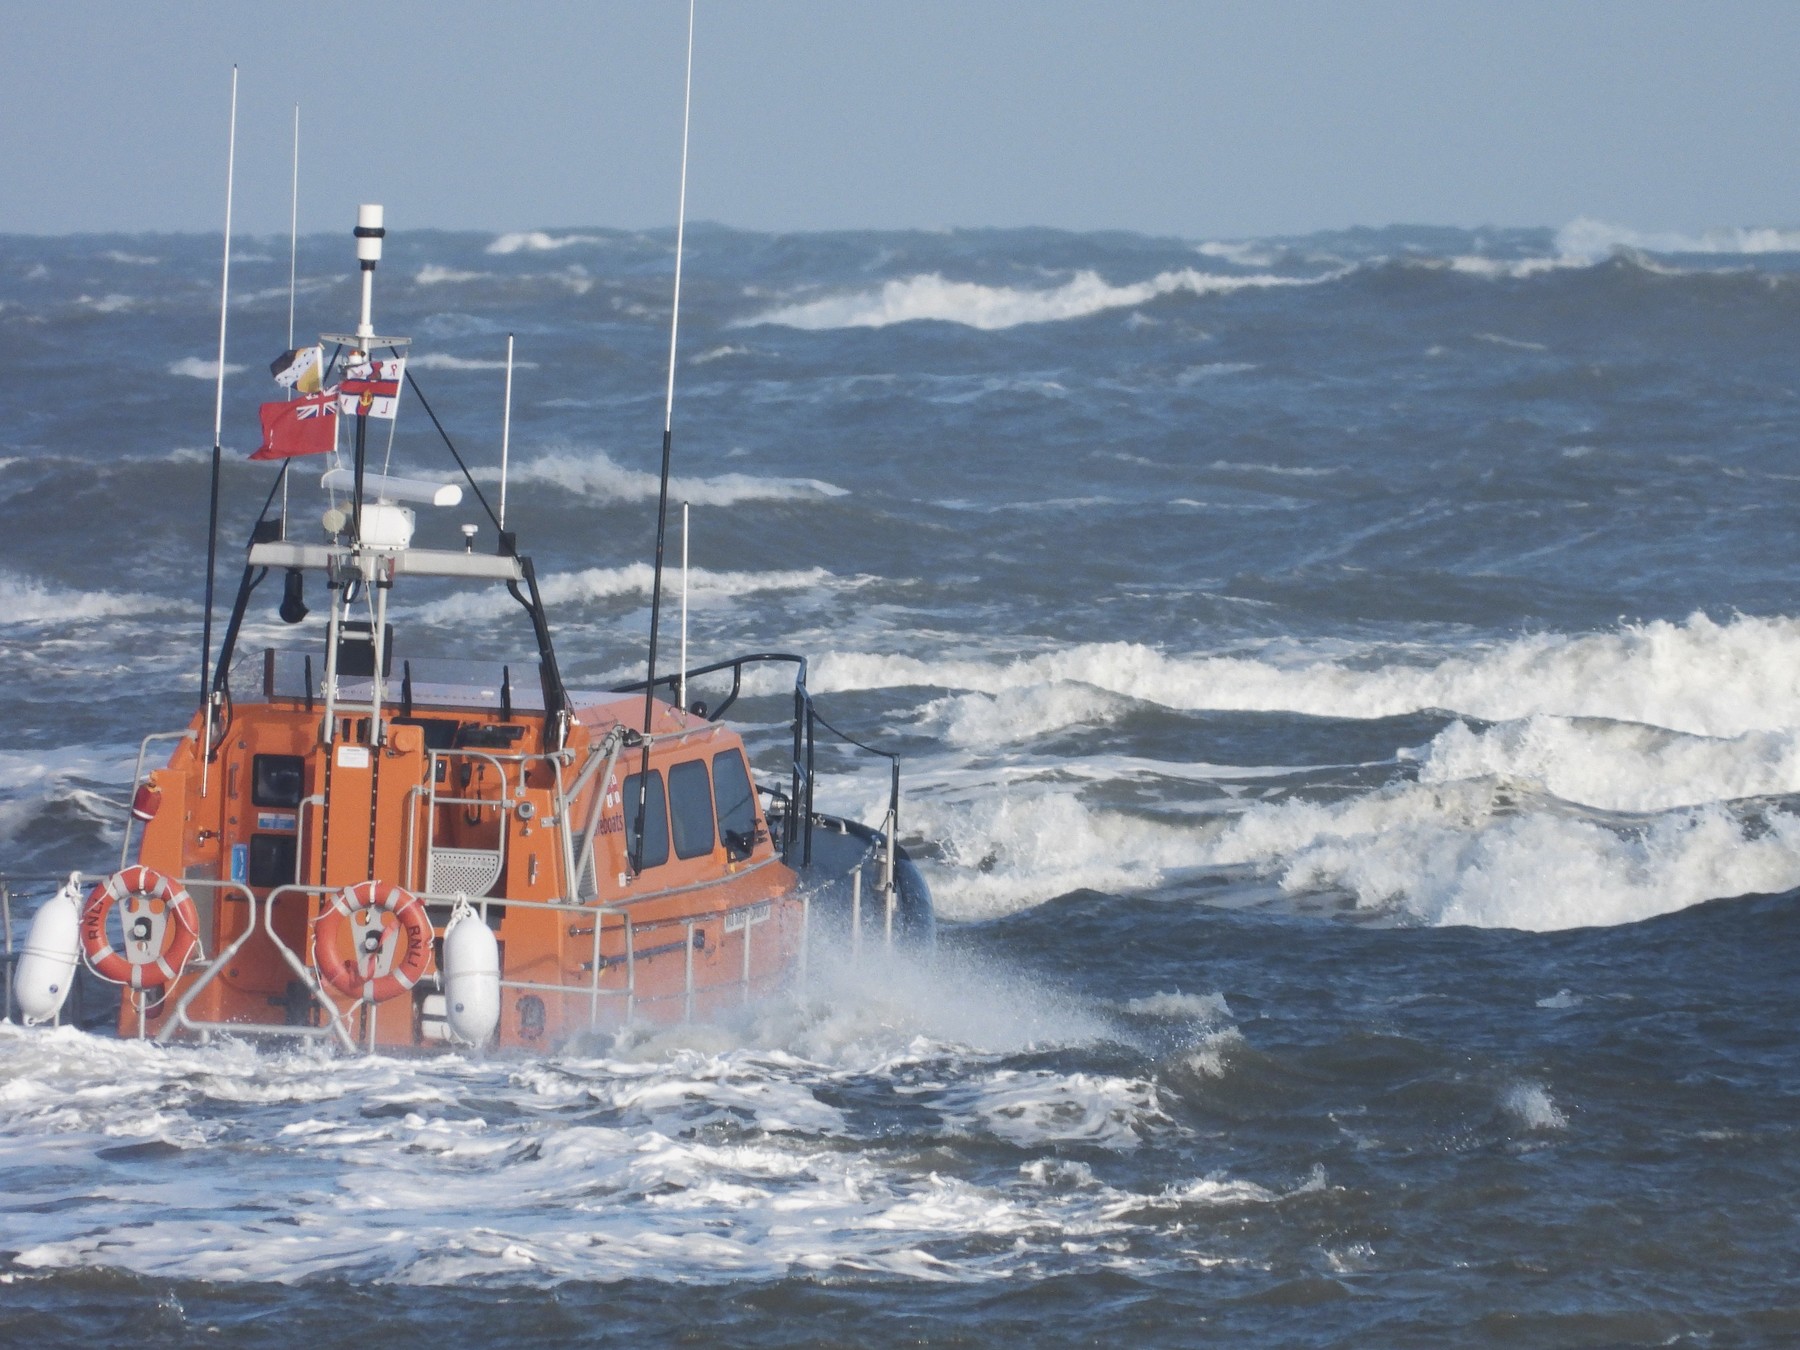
[15,877,82,1025]
[441,907,500,1046]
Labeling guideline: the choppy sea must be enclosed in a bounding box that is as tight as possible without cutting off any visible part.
[1,218,1798,1346]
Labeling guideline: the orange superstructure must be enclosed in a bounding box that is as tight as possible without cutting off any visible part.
[117,670,808,1050]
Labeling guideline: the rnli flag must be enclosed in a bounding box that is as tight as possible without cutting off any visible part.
[269,344,324,393]
[339,355,406,419]
[251,389,339,459]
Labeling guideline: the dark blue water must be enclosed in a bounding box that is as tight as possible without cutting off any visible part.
[1,220,1798,1346]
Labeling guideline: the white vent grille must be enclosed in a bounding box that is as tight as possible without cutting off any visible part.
[427,847,502,897]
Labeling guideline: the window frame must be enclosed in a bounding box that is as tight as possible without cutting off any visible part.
[620,769,670,870]
[667,759,717,861]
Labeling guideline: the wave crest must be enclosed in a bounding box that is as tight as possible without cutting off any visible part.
[412,563,838,623]
[1556,216,1800,258]
[504,449,847,505]
[747,267,1339,331]
[814,614,1800,739]
[487,231,602,255]
[0,570,175,624]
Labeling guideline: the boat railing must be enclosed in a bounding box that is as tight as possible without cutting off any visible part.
[151,878,800,1049]
[4,865,809,1045]
[417,746,517,898]
[151,876,354,1049]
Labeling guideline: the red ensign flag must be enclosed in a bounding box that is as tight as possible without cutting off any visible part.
[251,390,338,460]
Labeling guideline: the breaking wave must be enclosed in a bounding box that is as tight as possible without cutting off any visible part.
[747,267,1342,331]
[415,264,492,285]
[487,231,604,255]
[891,612,1800,928]
[1442,255,1593,281]
[0,570,175,624]
[411,352,539,371]
[1556,216,1800,259]
[913,772,1800,931]
[412,563,840,623]
[166,357,244,379]
[1203,779,1800,930]
[1415,715,1800,814]
[815,614,1800,740]
[503,449,848,505]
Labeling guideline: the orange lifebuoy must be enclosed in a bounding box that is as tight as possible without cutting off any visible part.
[314,881,433,1003]
[81,866,202,991]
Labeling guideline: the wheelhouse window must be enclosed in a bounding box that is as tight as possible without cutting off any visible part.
[668,760,716,860]
[621,770,669,869]
[712,749,757,859]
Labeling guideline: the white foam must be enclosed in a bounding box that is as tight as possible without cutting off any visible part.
[0,979,1280,1287]
[1177,362,1258,382]
[1208,459,1336,477]
[1473,332,1550,351]
[691,344,752,365]
[0,570,174,624]
[100,250,158,265]
[167,357,245,379]
[1445,255,1590,280]
[1556,216,1800,259]
[1196,241,1277,268]
[747,267,1343,331]
[415,264,491,285]
[75,293,134,313]
[1181,1029,1246,1080]
[1204,777,1800,930]
[551,265,594,296]
[942,1069,1167,1150]
[0,744,136,793]
[411,563,838,623]
[1500,1081,1568,1130]
[1124,991,1233,1024]
[503,448,847,505]
[411,352,539,371]
[810,614,1800,739]
[923,683,1128,749]
[910,787,1206,921]
[487,231,602,255]
[1416,715,1800,813]
[905,746,1800,929]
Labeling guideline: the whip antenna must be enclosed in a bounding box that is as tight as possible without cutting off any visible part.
[286,104,299,354]
[632,0,696,868]
[282,102,299,536]
[200,64,238,792]
[500,333,515,529]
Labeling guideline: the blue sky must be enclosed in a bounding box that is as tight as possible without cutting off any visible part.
[4,1,1797,239]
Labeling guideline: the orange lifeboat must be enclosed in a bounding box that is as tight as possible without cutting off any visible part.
[50,206,933,1053]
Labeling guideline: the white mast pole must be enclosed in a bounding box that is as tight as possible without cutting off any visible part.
[282,102,299,536]
[630,0,697,865]
[679,501,690,712]
[287,104,299,353]
[500,333,514,530]
[211,73,237,461]
[200,65,239,795]
[662,4,693,439]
